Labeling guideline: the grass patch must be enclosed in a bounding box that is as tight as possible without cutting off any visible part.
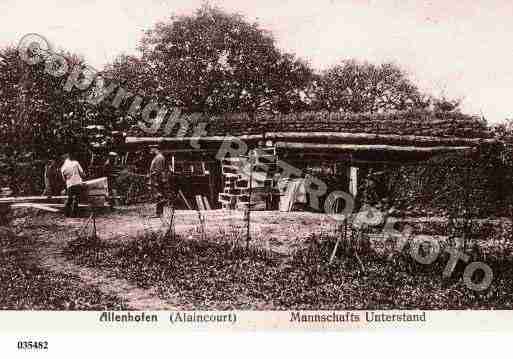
[0,229,128,310]
[64,230,513,310]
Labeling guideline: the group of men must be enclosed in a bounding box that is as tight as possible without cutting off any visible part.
[43,146,169,218]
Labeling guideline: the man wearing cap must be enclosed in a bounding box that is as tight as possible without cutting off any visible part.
[149,146,168,218]
[102,152,118,205]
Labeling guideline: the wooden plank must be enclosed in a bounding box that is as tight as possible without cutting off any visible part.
[222,164,240,172]
[10,203,60,212]
[0,196,68,204]
[236,201,266,211]
[223,188,241,195]
[203,196,211,210]
[223,157,246,164]
[195,195,205,211]
[18,203,89,209]
[279,179,302,212]
[218,193,237,204]
[288,180,302,212]
[349,166,358,197]
[178,190,192,210]
[251,147,275,156]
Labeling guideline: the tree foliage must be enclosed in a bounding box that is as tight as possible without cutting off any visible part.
[0,47,94,193]
[313,60,430,113]
[106,5,313,114]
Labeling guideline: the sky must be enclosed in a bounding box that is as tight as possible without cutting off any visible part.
[1,0,512,123]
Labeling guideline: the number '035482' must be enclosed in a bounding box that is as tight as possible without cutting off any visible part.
[17,340,48,350]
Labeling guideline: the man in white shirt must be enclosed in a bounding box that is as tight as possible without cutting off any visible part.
[61,153,86,217]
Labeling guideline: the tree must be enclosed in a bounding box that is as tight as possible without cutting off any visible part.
[0,46,94,193]
[107,5,313,115]
[313,59,430,113]
[431,96,461,112]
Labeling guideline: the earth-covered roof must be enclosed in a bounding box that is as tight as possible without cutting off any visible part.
[128,109,491,141]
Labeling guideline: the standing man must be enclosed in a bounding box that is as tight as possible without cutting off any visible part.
[149,145,168,218]
[42,159,63,196]
[61,153,86,217]
[101,152,118,208]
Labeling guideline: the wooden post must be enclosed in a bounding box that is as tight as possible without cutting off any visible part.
[349,166,358,197]
[207,162,215,208]
[195,195,205,211]
[246,156,253,250]
[91,209,97,240]
[462,165,473,252]
[329,218,347,265]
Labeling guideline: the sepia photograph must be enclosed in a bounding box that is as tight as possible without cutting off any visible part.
[1,0,513,324]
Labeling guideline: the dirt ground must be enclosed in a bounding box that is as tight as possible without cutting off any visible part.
[68,205,341,254]
[9,205,341,309]
[8,205,512,310]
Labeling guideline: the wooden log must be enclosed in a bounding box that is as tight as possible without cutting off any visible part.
[274,142,473,153]
[124,134,263,146]
[0,196,68,204]
[266,132,495,147]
